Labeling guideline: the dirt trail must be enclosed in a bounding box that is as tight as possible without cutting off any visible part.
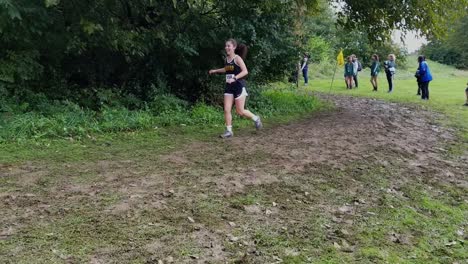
[1,95,467,263]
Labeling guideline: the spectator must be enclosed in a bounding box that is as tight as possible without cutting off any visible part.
[464,82,468,106]
[344,56,355,89]
[352,55,362,88]
[417,55,433,100]
[384,54,396,93]
[301,53,310,86]
[415,69,422,96]
[370,54,380,91]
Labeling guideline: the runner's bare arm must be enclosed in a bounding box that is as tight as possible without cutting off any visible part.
[234,56,248,79]
[209,68,226,75]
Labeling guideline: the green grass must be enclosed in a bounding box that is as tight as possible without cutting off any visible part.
[0,88,328,164]
[308,56,468,147]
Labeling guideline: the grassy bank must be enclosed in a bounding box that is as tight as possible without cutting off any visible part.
[0,87,328,163]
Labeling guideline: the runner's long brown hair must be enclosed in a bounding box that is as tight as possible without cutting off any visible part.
[227,39,248,60]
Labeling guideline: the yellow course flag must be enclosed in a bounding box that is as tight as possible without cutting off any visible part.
[337,49,344,66]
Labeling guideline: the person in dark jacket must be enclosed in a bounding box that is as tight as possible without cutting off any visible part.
[301,53,310,86]
[415,69,422,95]
[417,55,433,100]
[464,82,468,106]
[383,54,396,93]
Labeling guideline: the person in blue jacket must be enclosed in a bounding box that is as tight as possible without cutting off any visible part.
[417,55,433,100]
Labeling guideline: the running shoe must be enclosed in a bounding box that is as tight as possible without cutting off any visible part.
[220,130,233,138]
[254,117,263,130]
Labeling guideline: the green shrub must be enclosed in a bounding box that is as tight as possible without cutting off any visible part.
[246,85,275,116]
[0,85,323,143]
[148,94,189,115]
[263,89,319,115]
[100,107,155,132]
[191,103,223,125]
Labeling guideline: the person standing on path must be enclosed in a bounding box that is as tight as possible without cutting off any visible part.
[370,54,380,91]
[384,54,396,93]
[352,55,361,88]
[415,68,422,96]
[465,82,468,106]
[301,53,310,86]
[344,56,355,89]
[417,55,433,100]
[209,39,262,138]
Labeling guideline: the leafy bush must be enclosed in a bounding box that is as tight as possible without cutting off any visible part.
[0,86,323,143]
[148,94,189,115]
[191,103,224,125]
[263,89,320,115]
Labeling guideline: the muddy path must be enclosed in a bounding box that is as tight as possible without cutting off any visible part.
[1,95,467,263]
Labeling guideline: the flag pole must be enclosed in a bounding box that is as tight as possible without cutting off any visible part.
[330,49,344,94]
[329,59,339,94]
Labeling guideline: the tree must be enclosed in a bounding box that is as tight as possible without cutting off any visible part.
[333,0,468,42]
[0,0,466,109]
[421,14,468,69]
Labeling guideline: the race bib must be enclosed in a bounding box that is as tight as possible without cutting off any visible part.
[226,74,235,82]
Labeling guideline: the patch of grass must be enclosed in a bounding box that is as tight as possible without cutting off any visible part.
[230,193,263,209]
[355,187,467,263]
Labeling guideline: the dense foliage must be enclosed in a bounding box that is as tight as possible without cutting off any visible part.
[333,0,468,42]
[0,0,465,113]
[0,0,315,110]
[0,84,324,142]
[421,14,468,69]
[303,1,407,70]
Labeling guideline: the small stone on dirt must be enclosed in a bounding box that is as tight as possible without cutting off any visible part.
[341,239,350,248]
[244,205,261,214]
[338,205,353,214]
[265,209,273,216]
[228,234,239,242]
[228,222,236,227]
[333,242,341,249]
[273,256,282,261]
[272,202,278,207]
[188,217,195,223]
[339,229,350,236]
[445,241,457,247]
